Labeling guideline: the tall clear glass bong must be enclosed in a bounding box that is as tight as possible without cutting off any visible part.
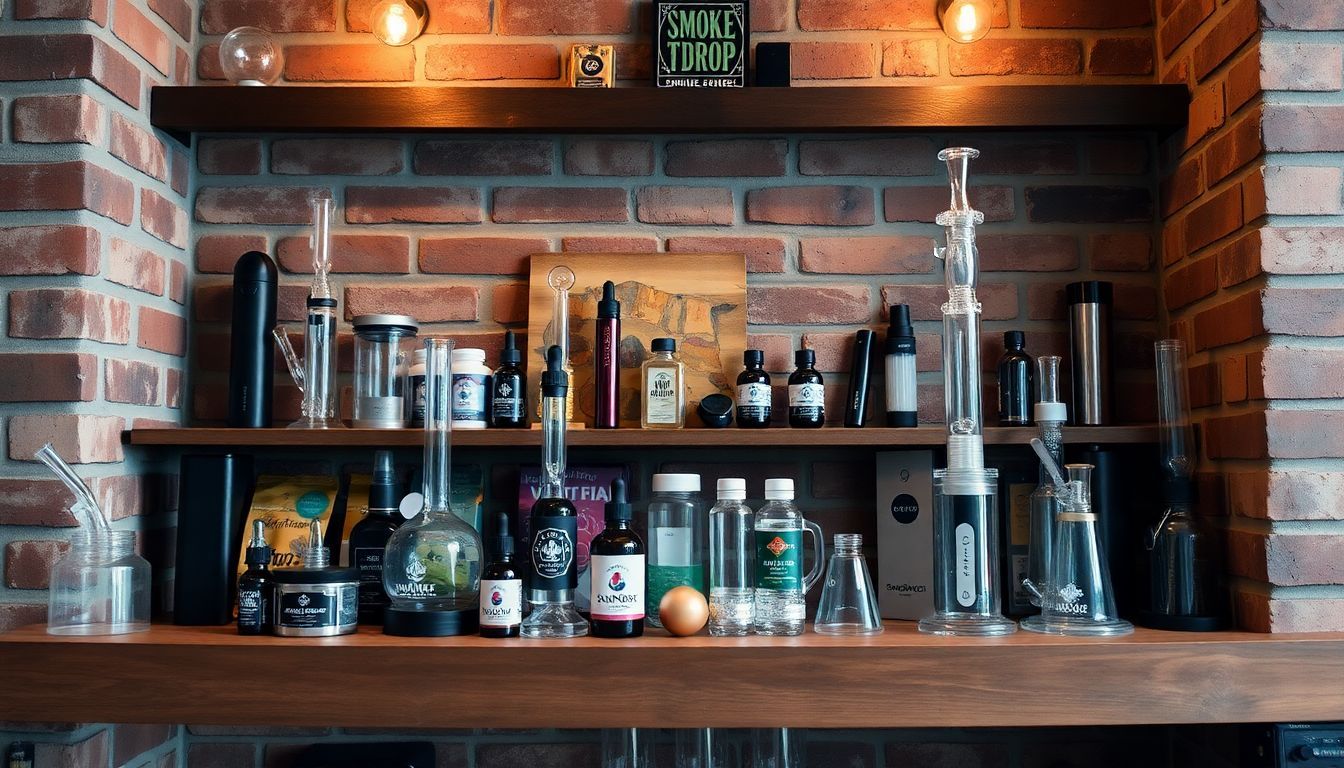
[918,147,1017,636]
[274,192,343,429]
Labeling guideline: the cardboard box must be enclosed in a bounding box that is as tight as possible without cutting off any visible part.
[875,451,935,621]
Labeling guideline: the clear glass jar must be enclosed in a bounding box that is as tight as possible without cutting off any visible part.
[48,531,150,636]
[645,474,703,628]
[352,314,418,429]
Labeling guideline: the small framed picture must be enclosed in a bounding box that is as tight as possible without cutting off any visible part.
[653,1,749,88]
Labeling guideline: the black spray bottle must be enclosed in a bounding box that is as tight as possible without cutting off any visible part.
[589,478,645,638]
[236,520,273,635]
[480,512,523,638]
[348,450,402,624]
[491,331,527,428]
[788,349,825,428]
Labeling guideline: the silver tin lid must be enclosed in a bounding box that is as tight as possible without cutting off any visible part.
[352,314,419,333]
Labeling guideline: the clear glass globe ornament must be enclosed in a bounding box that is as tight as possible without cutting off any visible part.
[219,26,284,86]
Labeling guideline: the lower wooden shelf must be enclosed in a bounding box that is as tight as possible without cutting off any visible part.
[1,623,1341,728]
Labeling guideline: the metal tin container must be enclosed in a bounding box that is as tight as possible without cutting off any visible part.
[1066,281,1114,426]
[271,567,359,637]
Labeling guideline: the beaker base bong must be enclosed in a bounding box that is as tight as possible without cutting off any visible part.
[520,599,589,638]
[1021,614,1133,637]
[918,611,1018,636]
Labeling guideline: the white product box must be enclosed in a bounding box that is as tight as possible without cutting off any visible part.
[876,450,935,621]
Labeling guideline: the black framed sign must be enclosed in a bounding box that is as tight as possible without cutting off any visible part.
[653,1,750,88]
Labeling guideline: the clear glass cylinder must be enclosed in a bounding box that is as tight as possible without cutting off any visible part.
[48,531,150,636]
[750,728,804,768]
[708,479,754,636]
[646,475,704,629]
[602,729,654,768]
[918,468,1016,636]
[352,315,417,429]
[814,533,883,635]
[675,729,731,768]
[382,338,482,613]
[1155,339,1194,480]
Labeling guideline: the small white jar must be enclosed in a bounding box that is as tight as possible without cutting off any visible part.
[451,348,491,429]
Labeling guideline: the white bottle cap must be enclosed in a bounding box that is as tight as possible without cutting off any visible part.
[764,478,794,500]
[1034,401,1068,423]
[652,473,701,493]
[451,348,487,363]
[716,478,746,500]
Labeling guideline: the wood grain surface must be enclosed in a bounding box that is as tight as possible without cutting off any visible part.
[1,623,1340,728]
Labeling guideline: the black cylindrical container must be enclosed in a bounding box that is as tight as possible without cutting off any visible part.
[844,330,875,428]
[174,453,254,625]
[997,331,1033,426]
[228,251,277,428]
[1067,281,1114,426]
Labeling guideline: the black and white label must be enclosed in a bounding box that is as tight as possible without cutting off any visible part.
[479,578,522,628]
[788,382,824,419]
[237,587,267,629]
[277,591,336,629]
[353,546,387,609]
[452,373,488,424]
[590,554,645,621]
[530,516,578,590]
[736,382,771,420]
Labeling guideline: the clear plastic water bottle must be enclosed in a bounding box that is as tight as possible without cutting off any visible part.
[753,479,823,636]
[645,474,704,629]
[708,478,754,636]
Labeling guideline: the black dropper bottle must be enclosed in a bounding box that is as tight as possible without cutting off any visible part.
[480,512,523,638]
[997,331,1033,426]
[589,478,645,638]
[788,349,825,428]
[236,520,273,636]
[349,450,402,625]
[736,349,772,428]
[491,331,528,428]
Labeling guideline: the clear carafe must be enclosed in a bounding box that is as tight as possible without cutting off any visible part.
[352,314,418,428]
[382,338,483,635]
[274,192,343,429]
[814,533,883,635]
[1025,355,1067,608]
[48,531,150,636]
[1022,464,1132,636]
[753,479,823,636]
[708,478,754,636]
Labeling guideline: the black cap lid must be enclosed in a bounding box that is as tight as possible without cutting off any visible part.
[233,251,277,284]
[697,393,734,428]
[795,348,815,367]
[306,297,337,308]
[500,330,521,365]
[1004,330,1025,349]
[652,337,675,353]
[888,304,913,337]
[493,511,514,556]
[541,345,568,397]
[245,540,271,566]
[605,477,632,522]
[1066,280,1113,305]
[743,349,764,366]
[369,450,399,512]
[598,280,620,320]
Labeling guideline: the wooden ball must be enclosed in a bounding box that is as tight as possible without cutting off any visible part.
[658,585,709,636]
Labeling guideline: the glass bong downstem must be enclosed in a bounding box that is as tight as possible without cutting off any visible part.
[273,191,342,429]
[543,264,576,423]
[521,345,588,638]
[918,147,1016,637]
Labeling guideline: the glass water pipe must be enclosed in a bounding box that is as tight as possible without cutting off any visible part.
[1024,355,1067,607]
[274,192,342,429]
[542,265,577,422]
[919,147,1016,637]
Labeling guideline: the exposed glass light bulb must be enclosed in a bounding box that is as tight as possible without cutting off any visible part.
[218,26,284,86]
[940,0,991,44]
[371,0,427,46]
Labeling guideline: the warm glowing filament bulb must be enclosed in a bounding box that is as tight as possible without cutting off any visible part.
[956,4,978,35]
[383,8,409,44]
[370,0,426,46]
[941,0,991,44]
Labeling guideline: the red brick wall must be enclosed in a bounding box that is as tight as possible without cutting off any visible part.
[0,0,191,630]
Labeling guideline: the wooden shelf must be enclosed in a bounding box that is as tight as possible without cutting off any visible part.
[149,85,1188,138]
[126,425,1156,449]
[1,623,1341,728]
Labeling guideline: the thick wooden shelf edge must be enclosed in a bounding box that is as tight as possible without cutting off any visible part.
[0,624,1341,728]
[125,425,1158,448]
[149,84,1189,138]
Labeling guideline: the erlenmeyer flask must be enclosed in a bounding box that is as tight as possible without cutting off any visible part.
[814,534,883,635]
[1021,464,1132,637]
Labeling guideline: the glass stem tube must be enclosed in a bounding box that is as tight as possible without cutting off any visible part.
[423,338,453,516]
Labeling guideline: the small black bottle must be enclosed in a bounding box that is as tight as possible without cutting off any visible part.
[735,349,772,428]
[589,478,645,638]
[788,349,825,428]
[480,512,523,638]
[997,331,1033,426]
[348,449,402,625]
[491,330,527,428]
[236,519,273,635]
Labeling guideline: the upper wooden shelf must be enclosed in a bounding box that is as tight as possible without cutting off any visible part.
[1,623,1340,728]
[149,85,1189,137]
[125,425,1156,449]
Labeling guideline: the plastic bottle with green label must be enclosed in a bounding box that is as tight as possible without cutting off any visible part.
[645,473,704,628]
[753,478,824,636]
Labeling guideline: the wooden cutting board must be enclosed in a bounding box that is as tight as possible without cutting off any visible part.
[526,252,748,428]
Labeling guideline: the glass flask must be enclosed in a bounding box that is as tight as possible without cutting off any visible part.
[1022,464,1133,636]
[382,338,483,636]
[274,192,343,429]
[218,26,284,85]
[521,345,588,638]
[708,478,754,636]
[1024,355,1067,608]
[814,534,883,635]
[751,729,804,768]
[675,729,731,768]
[646,473,704,629]
[601,729,654,768]
[48,531,150,636]
[753,479,824,636]
[351,314,418,428]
